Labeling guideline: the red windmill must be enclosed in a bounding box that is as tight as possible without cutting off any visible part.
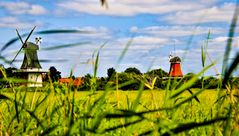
[169,56,183,77]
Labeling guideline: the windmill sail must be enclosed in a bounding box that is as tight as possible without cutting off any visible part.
[11,26,36,64]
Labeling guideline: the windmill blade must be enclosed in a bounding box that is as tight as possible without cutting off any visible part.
[10,26,36,64]
[16,29,24,44]
[24,26,36,45]
[10,47,24,65]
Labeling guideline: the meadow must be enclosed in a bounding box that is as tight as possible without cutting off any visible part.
[0,89,230,135]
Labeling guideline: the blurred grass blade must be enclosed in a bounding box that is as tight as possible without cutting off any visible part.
[1,37,20,52]
[171,62,214,99]
[92,42,106,78]
[41,125,58,136]
[0,55,11,64]
[132,83,145,110]
[94,51,100,78]
[14,93,20,123]
[223,53,239,84]
[0,34,28,52]
[1,29,95,52]
[139,130,153,136]
[0,94,10,100]
[25,109,44,128]
[100,0,108,8]
[222,3,239,77]
[101,118,143,133]
[12,59,68,63]
[39,59,68,62]
[161,117,227,136]
[36,29,94,34]
[117,38,133,64]
[42,42,90,50]
[201,45,206,68]
[144,77,157,90]
[174,89,204,108]
[205,30,220,76]
[187,89,200,103]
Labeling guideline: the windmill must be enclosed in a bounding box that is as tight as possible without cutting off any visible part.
[168,41,183,78]
[169,56,183,77]
[12,26,47,87]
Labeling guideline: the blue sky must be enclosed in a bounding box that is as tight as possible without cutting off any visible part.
[0,0,238,77]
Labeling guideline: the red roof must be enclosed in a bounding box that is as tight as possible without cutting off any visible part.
[59,77,83,86]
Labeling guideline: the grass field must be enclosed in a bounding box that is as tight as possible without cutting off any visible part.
[0,89,234,135]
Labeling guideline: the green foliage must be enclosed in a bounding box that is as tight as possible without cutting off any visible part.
[124,67,142,75]
[145,68,168,78]
[117,72,142,90]
[107,67,116,81]
[48,66,61,82]
[79,73,92,90]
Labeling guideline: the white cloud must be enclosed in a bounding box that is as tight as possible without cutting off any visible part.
[57,0,210,16]
[211,36,239,48]
[130,26,225,37]
[212,36,229,43]
[0,17,41,29]
[132,36,169,45]
[0,1,47,15]
[212,36,239,42]
[110,36,170,51]
[164,3,236,24]
[44,26,112,42]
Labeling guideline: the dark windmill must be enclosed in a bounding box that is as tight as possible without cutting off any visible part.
[11,26,47,87]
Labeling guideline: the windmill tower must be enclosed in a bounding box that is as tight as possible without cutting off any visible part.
[169,56,183,77]
[12,26,47,87]
[168,40,183,77]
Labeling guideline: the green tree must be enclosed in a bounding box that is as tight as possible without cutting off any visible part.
[107,67,116,81]
[79,74,91,90]
[145,68,168,78]
[203,76,220,89]
[48,66,61,82]
[117,72,142,90]
[124,67,142,75]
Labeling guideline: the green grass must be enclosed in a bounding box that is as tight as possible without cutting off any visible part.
[0,89,231,135]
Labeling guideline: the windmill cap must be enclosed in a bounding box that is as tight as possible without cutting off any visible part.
[170,56,181,63]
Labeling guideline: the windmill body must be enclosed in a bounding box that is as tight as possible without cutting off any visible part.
[169,56,183,77]
[16,42,46,87]
[21,42,42,69]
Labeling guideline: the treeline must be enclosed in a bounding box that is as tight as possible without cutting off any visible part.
[78,67,239,91]
[1,66,238,90]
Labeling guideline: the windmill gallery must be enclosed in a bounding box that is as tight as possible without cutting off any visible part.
[8,27,183,88]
